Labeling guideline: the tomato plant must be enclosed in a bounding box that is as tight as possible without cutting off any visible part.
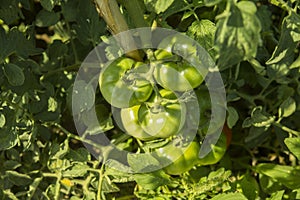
[1,0,300,199]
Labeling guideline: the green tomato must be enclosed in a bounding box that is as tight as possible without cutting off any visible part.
[138,89,186,138]
[153,50,204,92]
[120,105,155,141]
[197,130,227,166]
[99,58,153,108]
[157,34,198,60]
[155,141,200,175]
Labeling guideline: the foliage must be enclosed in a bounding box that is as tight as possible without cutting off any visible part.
[1,0,300,199]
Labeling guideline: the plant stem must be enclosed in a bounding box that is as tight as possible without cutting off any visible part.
[121,0,152,48]
[273,122,300,136]
[54,171,62,200]
[95,0,142,61]
[97,161,106,200]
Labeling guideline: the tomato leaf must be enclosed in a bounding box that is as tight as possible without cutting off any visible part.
[127,153,161,173]
[40,0,59,11]
[267,190,285,200]
[278,97,296,118]
[3,63,25,86]
[63,164,89,177]
[211,193,248,200]
[227,106,239,128]
[255,163,300,189]
[203,0,223,7]
[6,170,32,186]
[266,12,300,82]
[187,19,217,58]
[133,170,170,190]
[215,0,261,69]
[0,113,5,128]
[284,138,300,160]
[243,107,275,128]
[144,0,174,14]
[35,9,60,27]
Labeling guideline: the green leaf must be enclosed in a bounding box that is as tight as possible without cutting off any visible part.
[127,153,161,173]
[291,188,300,199]
[215,1,261,69]
[278,97,296,118]
[101,178,120,193]
[3,63,25,86]
[243,107,275,128]
[245,127,270,148]
[0,113,5,128]
[238,174,259,200]
[0,0,21,25]
[211,193,248,200]
[0,127,18,151]
[66,148,91,162]
[203,0,223,7]
[266,12,300,81]
[285,138,300,160]
[72,1,105,45]
[63,164,89,177]
[227,106,239,128]
[81,104,114,135]
[35,9,60,27]
[3,160,21,170]
[290,54,300,69]
[144,0,174,14]
[248,59,266,75]
[133,170,170,190]
[187,20,217,58]
[267,190,285,200]
[6,170,32,186]
[40,0,59,11]
[255,163,300,189]
[61,0,78,22]
[72,80,95,115]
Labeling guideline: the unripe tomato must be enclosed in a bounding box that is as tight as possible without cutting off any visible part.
[120,105,155,141]
[155,141,200,175]
[197,130,227,166]
[138,89,186,138]
[120,89,186,139]
[153,50,204,92]
[99,58,153,108]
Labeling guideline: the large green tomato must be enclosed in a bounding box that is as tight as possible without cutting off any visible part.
[153,49,204,92]
[155,141,200,175]
[120,105,155,141]
[99,58,153,108]
[197,130,227,166]
[138,89,186,138]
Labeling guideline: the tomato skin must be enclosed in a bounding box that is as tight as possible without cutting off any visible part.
[138,89,186,138]
[155,141,200,175]
[120,89,186,140]
[153,50,204,92]
[99,58,153,108]
[197,130,227,166]
[120,105,155,141]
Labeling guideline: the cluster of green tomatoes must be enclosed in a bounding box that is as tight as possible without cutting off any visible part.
[99,36,231,175]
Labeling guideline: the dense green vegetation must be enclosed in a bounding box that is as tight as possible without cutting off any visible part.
[0,0,300,199]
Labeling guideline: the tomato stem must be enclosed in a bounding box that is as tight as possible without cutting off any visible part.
[94,0,142,61]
